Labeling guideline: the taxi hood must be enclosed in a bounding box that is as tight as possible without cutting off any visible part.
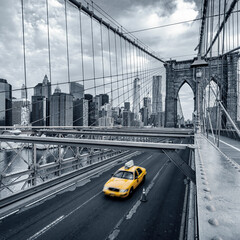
[105,177,132,189]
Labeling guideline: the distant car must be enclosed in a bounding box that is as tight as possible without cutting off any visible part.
[103,160,147,198]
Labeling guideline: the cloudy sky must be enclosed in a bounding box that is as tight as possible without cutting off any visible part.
[0,0,204,120]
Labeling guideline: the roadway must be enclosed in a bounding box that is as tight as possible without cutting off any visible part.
[0,150,187,240]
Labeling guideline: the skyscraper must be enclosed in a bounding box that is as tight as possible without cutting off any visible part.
[84,94,94,126]
[100,94,109,106]
[133,78,140,119]
[32,75,51,126]
[122,110,130,127]
[50,86,73,126]
[12,99,30,126]
[124,102,130,111]
[152,76,162,114]
[143,97,151,115]
[70,82,84,100]
[73,98,88,126]
[0,79,12,126]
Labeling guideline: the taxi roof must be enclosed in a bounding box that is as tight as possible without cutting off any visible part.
[119,165,140,172]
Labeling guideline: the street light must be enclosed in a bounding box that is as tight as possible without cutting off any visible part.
[191,54,208,133]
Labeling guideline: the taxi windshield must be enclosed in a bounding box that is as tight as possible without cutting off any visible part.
[113,171,133,180]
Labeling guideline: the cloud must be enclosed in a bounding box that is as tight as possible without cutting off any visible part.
[0,0,200,116]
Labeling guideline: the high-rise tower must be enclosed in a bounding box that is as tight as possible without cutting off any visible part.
[133,78,140,119]
[152,76,162,114]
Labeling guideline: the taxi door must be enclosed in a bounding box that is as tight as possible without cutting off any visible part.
[136,168,144,183]
[134,170,140,188]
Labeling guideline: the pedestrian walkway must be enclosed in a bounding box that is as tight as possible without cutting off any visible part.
[208,134,240,164]
[195,134,240,240]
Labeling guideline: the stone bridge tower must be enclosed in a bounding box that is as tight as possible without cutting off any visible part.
[164,52,239,128]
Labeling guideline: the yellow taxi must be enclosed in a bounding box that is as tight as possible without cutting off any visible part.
[103,160,147,198]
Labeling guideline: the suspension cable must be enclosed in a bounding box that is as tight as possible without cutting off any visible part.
[20,0,28,102]
[79,6,85,89]
[64,0,71,91]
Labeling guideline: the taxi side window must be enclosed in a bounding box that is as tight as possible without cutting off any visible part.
[137,168,142,175]
[135,170,139,179]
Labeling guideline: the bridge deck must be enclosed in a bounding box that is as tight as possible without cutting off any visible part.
[195,134,240,240]
[208,134,240,165]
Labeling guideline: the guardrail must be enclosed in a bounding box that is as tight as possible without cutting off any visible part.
[0,150,137,209]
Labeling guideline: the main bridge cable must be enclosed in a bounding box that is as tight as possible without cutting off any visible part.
[82,0,158,58]
[198,0,209,56]
[204,0,238,57]
[20,0,28,104]
[64,0,71,92]
[67,0,166,64]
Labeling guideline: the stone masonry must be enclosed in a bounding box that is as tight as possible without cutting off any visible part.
[164,52,239,129]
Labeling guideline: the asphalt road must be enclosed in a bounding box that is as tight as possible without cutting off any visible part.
[0,150,187,240]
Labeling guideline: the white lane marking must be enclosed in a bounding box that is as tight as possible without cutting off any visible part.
[126,161,168,220]
[0,209,19,221]
[25,183,76,208]
[27,191,102,240]
[106,161,169,240]
[65,191,102,218]
[209,135,240,152]
[25,152,148,239]
[139,154,152,165]
[27,215,64,240]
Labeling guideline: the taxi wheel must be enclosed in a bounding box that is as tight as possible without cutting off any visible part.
[129,187,133,197]
[142,176,146,183]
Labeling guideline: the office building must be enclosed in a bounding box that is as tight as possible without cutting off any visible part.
[84,94,93,126]
[143,97,151,115]
[152,76,162,114]
[133,78,140,119]
[12,99,30,126]
[73,98,88,126]
[0,79,12,126]
[32,75,51,126]
[50,86,73,126]
[124,102,130,111]
[70,82,84,100]
[122,110,130,127]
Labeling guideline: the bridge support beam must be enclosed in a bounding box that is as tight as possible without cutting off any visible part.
[162,150,196,184]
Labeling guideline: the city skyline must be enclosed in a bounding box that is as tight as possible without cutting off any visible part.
[0,0,200,121]
[0,75,167,127]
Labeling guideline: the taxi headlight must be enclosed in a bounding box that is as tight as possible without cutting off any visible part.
[119,189,128,193]
[103,186,108,191]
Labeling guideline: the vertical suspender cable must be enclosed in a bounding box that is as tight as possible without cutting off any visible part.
[46,0,52,83]
[100,21,105,94]
[205,2,209,55]
[124,39,130,101]
[129,41,133,111]
[107,27,113,105]
[207,0,214,137]
[21,0,28,102]
[237,1,239,47]
[232,9,234,49]
[90,14,96,97]
[64,0,71,91]
[217,0,227,147]
[114,31,120,106]
[120,27,126,104]
[79,6,85,87]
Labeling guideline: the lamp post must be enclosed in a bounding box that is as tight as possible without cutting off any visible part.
[191,54,208,133]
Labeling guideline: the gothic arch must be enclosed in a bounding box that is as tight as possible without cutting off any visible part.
[164,53,239,128]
